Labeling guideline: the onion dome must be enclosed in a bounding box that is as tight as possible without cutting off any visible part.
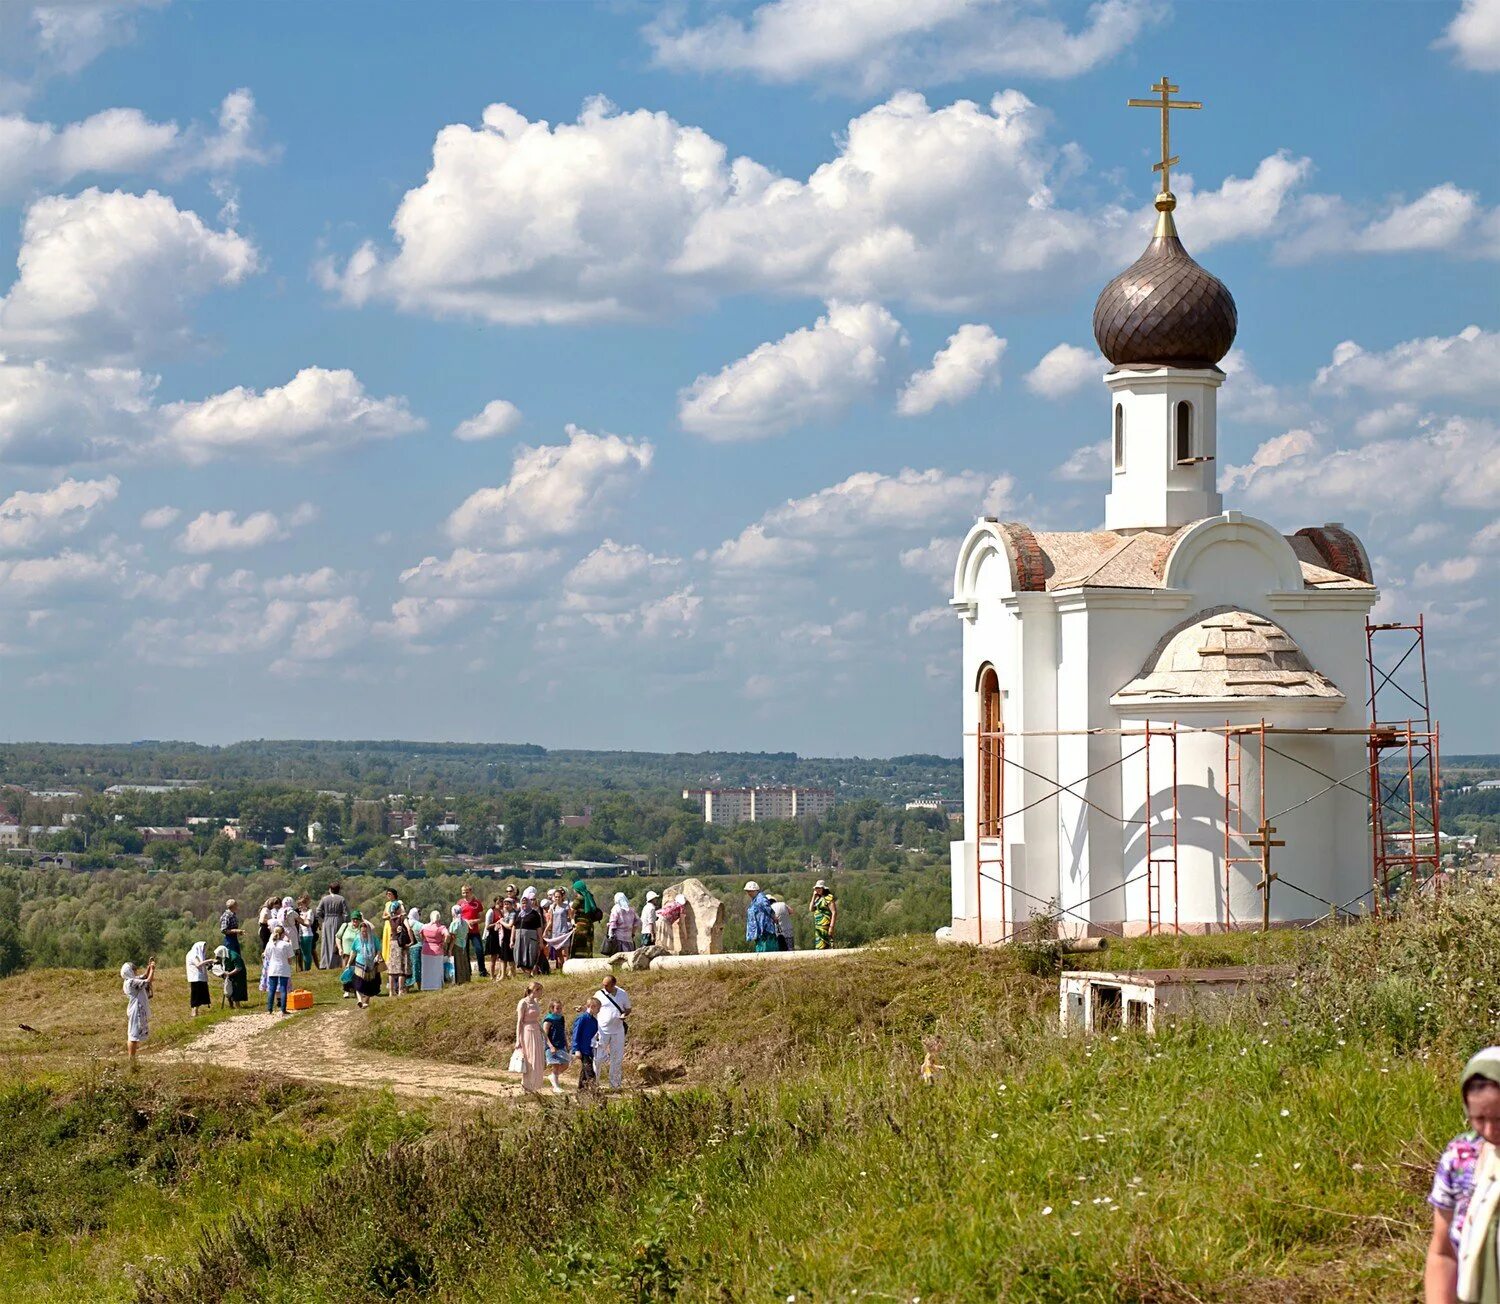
[1092,195,1237,369]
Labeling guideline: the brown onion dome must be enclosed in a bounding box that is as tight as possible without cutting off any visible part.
[1092,195,1237,368]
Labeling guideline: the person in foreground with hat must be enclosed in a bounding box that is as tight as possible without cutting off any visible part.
[810,879,838,950]
[744,882,779,954]
[639,890,659,948]
[1427,1046,1500,1303]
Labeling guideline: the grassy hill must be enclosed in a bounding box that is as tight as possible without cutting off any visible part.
[2,886,1494,1302]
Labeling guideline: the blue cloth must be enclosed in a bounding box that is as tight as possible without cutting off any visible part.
[746,891,777,943]
[571,1011,599,1055]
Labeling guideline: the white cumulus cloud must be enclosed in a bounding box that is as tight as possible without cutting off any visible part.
[0,188,258,363]
[645,0,1161,90]
[176,504,315,554]
[454,398,522,442]
[446,425,653,546]
[399,547,561,597]
[157,367,423,463]
[1437,0,1500,70]
[897,323,1004,416]
[1025,342,1097,399]
[139,504,179,529]
[680,301,903,439]
[1316,326,1500,401]
[0,473,117,549]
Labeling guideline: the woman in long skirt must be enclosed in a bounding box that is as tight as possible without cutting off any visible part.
[185,941,211,1017]
[483,896,505,982]
[122,959,155,1061]
[418,909,447,992]
[450,906,472,985]
[350,920,383,1009]
[498,893,517,980]
[513,889,542,975]
[514,981,545,1094]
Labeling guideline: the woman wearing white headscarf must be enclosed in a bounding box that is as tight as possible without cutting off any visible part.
[513,887,543,975]
[1429,1046,1500,1304]
[185,941,211,1017]
[418,908,447,992]
[122,958,155,1061]
[605,892,638,955]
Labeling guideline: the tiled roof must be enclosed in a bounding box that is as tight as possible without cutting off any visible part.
[1000,520,1374,592]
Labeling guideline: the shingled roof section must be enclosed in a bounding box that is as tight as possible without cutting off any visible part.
[999,520,1375,593]
[1293,525,1374,584]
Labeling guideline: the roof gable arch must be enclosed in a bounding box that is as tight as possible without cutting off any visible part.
[952,520,1050,612]
[1162,511,1303,595]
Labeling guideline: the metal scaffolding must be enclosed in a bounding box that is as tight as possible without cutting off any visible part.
[1366,618,1442,906]
[965,617,1442,941]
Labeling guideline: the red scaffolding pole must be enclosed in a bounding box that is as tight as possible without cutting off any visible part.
[1366,618,1442,907]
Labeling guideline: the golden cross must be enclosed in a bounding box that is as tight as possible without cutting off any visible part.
[1127,75,1202,197]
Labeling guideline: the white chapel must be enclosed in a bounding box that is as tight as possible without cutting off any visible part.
[949,82,1377,941]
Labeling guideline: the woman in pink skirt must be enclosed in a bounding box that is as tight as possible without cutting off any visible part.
[514,980,546,1094]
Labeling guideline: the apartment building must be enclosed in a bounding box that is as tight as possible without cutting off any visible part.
[683,786,835,826]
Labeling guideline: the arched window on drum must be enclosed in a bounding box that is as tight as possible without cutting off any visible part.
[1174,400,1193,465]
[977,665,1002,838]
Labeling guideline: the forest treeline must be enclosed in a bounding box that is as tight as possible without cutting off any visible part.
[0,739,961,799]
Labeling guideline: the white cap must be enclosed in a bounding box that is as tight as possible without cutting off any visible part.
[743,881,761,892]
[645,890,659,901]
[814,879,827,888]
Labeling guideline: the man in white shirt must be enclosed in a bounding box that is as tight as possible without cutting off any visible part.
[592,974,632,1088]
[768,895,795,951]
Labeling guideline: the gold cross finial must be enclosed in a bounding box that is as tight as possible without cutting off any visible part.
[1127,75,1202,212]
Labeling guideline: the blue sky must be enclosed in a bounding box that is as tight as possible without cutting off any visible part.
[0,0,1495,754]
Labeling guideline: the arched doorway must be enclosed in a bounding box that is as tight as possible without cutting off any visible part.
[977,665,1002,838]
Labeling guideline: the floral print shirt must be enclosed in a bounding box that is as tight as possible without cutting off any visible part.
[1430,1131,1482,1250]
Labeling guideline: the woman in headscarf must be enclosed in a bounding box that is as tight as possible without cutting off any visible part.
[605,892,638,956]
[406,905,424,986]
[256,895,278,952]
[1428,1046,1500,1304]
[483,894,507,981]
[218,898,248,1006]
[349,918,383,1009]
[294,894,315,972]
[544,888,574,973]
[380,887,403,964]
[512,887,543,976]
[418,909,447,992]
[571,879,600,959]
[185,941,211,1017]
[335,910,364,999]
[122,958,155,1061]
[380,888,410,996]
[449,904,472,985]
[513,980,546,1094]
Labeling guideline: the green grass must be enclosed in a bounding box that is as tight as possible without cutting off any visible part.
[2,887,1492,1302]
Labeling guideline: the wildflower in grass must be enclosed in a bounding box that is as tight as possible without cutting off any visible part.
[1041,1206,1053,1215]
[1280,1108,1290,1117]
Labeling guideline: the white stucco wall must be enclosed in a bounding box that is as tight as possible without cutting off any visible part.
[951,509,1378,941]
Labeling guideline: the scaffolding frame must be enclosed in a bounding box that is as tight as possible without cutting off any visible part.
[964,619,1441,941]
[1366,619,1443,905]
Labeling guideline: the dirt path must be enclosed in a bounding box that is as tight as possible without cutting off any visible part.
[159,1004,523,1101]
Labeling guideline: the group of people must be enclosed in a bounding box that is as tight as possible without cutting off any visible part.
[743,878,838,951]
[124,875,840,1057]
[514,972,633,1094]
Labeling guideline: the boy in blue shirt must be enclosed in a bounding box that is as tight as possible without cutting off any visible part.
[572,996,601,1092]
